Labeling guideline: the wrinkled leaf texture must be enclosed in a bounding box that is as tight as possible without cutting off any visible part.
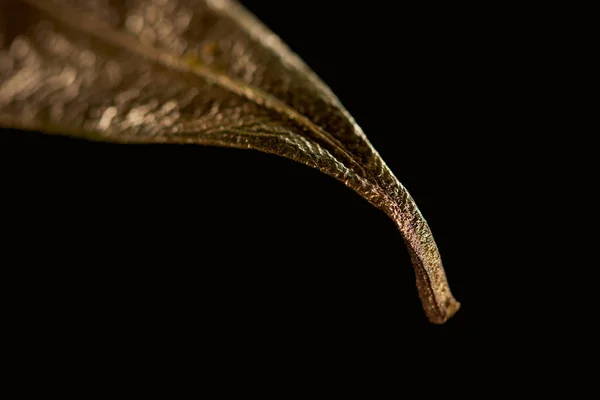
[0,0,459,323]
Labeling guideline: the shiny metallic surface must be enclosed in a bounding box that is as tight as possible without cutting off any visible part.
[0,0,459,323]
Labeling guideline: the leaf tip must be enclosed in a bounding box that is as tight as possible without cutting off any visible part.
[428,296,461,325]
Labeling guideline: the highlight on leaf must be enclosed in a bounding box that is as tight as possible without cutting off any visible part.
[0,0,460,323]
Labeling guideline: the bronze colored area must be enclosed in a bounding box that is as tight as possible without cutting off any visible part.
[0,0,460,323]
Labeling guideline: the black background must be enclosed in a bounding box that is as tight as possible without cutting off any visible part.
[1,1,510,363]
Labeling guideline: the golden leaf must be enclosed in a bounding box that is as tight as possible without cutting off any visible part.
[0,0,459,323]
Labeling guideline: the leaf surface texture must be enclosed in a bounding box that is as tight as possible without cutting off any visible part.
[0,0,459,323]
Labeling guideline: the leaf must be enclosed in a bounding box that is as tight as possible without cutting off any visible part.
[0,0,459,323]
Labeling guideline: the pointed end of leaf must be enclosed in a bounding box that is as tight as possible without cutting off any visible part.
[413,263,461,324]
[427,296,461,325]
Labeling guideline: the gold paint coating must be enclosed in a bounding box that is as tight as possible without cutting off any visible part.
[0,0,459,323]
